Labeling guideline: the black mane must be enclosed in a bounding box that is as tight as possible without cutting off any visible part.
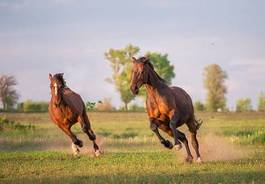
[54,73,66,87]
[140,58,166,84]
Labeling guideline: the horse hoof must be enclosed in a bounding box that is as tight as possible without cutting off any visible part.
[163,140,173,149]
[185,156,193,163]
[196,157,203,164]
[72,143,80,156]
[173,144,182,151]
[78,140,83,148]
[94,150,101,157]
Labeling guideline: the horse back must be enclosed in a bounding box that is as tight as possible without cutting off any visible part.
[62,88,85,115]
[170,86,195,121]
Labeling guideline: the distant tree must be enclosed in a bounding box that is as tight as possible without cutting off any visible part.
[146,52,175,85]
[203,64,227,112]
[236,98,252,112]
[129,104,145,112]
[95,98,115,111]
[0,75,19,111]
[105,44,139,110]
[17,100,48,112]
[258,92,265,112]
[85,101,96,111]
[194,101,205,112]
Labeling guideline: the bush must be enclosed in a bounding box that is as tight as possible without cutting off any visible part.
[17,100,49,112]
[0,117,35,132]
[95,98,115,111]
[85,101,96,111]
[258,92,265,112]
[194,101,205,112]
[129,104,145,112]
[236,98,252,112]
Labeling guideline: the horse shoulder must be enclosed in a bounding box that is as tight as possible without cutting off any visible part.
[146,96,160,119]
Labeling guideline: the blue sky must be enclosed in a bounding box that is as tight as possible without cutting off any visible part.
[0,0,265,109]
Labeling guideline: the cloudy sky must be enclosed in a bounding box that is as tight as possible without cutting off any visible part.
[1,0,265,109]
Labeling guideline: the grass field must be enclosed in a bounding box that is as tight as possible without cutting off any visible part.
[0,112,265,184]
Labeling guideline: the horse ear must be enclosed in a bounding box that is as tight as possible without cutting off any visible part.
[49,73,52,81]
[132,57,137,62]
[143,57,149,63]
[58,73,64,77]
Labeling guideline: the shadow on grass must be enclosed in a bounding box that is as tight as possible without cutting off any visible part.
[1,171,264,184]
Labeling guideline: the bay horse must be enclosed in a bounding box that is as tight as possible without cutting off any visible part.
[130,57,202,163]
[48,73,100,156]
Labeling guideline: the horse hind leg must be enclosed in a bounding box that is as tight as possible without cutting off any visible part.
[79,113,101,157]
[176,129,193,163]
[187,121,202,163]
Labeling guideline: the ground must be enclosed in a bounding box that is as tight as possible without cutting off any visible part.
[0,112,265,184]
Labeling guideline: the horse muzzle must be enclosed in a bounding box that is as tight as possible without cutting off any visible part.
[130,85,139,95]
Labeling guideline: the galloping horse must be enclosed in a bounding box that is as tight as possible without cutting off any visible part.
[130,57,202,163]
[48,73,100,156]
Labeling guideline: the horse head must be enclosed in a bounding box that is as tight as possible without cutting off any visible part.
[130,56,165,95]
[130,56,150,95]
[49,73,66,105]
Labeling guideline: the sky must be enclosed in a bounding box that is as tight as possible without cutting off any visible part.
[0,0,265,110]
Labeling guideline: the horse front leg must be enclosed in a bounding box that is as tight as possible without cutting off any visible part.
[150,118,173,149]
[57,121,83,156]
[79,113,101,157]
[169,112,182,151]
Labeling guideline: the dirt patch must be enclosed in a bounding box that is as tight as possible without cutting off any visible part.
[186,133,250,161]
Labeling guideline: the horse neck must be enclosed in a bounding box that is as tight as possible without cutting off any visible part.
[51,90,63,106]
[145,69,167,97]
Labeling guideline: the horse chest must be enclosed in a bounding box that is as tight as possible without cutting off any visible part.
[50,105,75,124]
[146,96,170,119]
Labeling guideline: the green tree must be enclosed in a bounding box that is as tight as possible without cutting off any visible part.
[194,101,205,112]
[236,98,252,112]
[18,100,48,112]
[0,75,19,111]
[105,45,176,110]
[105,44,139,110]
[146,52,175,85]
[203,64,227,112]
[258,92,265,112]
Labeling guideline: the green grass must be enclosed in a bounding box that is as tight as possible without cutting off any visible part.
[0,112,265,184]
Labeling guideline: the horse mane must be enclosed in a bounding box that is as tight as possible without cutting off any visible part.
[53,73,66,88]
[138,57,166,84]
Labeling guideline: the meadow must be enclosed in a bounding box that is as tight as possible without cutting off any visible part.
[0,112,264,184]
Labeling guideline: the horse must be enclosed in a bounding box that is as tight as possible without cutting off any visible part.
[48,73,101,156]
[130,57,202,163]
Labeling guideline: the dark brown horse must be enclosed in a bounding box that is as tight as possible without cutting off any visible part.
[48,73,100,156]
[130,57,202,163]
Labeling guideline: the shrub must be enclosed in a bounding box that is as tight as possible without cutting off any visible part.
[95,98,115,111]
[236,98,252,112]
[194,101,206,112]
[17,100,49,112]
[0,117,35,132]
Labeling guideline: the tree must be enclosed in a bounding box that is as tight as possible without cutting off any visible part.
[236,98,252,112]
[95,98,115,111]
[203,64,227,112]
[0,75,19,111]
[105,44,176,110]
[258,92,265,112]
[17,100,49,112]
[194,101,205,112]
[146,52,175,85]
[105,44,140,110]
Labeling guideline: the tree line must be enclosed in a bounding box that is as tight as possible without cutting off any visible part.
[1,44,265,112]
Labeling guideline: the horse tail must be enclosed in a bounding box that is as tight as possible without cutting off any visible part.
[194,118,203,130]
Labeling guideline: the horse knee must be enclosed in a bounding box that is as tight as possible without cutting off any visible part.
[150,122,158,131]
[86,129,96,141]
[74,139,83,147]
[169,120,177,129]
